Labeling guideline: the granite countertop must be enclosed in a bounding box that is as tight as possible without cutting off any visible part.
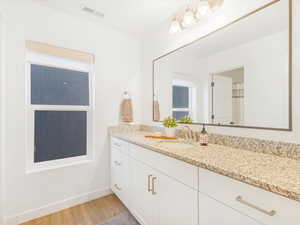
[111,131,300,203]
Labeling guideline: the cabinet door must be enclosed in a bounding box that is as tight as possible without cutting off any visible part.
[156,173,198,225]
[131,159,156,225]
[125,157,135,212]
[111,147,123,195]
[199,192,263,225]
[111,146,130,206]
[118,153,129,204]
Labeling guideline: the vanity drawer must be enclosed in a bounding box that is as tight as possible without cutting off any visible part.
[198,168,300,225]
[129,143,198,190]
[111,137,128,154]
[111,146,124,167]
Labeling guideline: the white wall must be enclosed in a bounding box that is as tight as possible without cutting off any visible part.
[141,0,300,143]
[0,14,4,225]
[0,1,141,224]
[154,55,205,121]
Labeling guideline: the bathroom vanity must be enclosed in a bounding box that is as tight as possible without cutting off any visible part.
[110,132,300,225]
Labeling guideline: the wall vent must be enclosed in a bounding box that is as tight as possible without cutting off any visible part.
[81,6,104,18]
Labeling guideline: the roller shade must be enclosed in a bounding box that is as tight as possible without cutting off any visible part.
[25,40,95,63]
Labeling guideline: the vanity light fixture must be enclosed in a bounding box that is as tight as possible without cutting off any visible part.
[169,19,182,34]
[182,8,196,27]
[209,0,224,12]
[195,1,212,18]
[169,0,224,34]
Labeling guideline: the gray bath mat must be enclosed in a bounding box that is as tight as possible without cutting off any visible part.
[99,211,140,225]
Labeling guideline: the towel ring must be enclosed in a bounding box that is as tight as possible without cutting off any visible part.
[123,91,131,99]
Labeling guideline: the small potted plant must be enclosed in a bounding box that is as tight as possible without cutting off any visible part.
[180,116,193,124]
[163,116,178,137]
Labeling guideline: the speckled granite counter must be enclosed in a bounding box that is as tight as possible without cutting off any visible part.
[110,130,300,203]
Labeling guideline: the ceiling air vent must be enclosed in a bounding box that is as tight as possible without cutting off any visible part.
[81,6,104,18]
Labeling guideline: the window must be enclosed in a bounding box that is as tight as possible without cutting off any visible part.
[26,49,94,171]
[172,80,195,121]
[31,64,89,106]
[34,111,87,163]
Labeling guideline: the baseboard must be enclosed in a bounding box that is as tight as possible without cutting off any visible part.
[5,188,112,225]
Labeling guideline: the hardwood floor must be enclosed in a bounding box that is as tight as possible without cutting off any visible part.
[20,194,128,225]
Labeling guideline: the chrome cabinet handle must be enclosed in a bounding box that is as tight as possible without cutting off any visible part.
[114,184,122,191]
[114,143,121,147]
[151,177,157,195]
[148,175,153,192]
[236,196,276,216]
[114,161,121,166]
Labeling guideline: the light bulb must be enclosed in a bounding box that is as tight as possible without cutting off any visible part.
[196,1,212,19]
[169,19,182,34]
[182,9,195,27]
[209,0,224,12]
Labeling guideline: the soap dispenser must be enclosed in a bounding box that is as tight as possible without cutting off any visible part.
[199,125,208,146]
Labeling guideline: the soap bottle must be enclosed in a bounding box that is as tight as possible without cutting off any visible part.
[199,125,208,146]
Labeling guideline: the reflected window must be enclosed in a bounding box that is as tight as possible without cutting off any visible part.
[172,80,195,121]
[173,86,189,108]
[172,111,189,120]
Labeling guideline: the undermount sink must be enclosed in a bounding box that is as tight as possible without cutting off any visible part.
[157,140,197,149]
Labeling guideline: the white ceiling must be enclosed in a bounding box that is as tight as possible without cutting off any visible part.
[33,0,190,35]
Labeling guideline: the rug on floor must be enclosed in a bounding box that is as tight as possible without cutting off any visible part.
[99,211,140,225]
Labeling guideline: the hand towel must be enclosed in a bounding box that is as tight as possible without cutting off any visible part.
[120,99,133,122]
[153,100,160,121]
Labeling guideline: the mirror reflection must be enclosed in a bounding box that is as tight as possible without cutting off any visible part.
[153,0,290,129]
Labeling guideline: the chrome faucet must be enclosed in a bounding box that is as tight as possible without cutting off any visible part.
[182,126,195,143]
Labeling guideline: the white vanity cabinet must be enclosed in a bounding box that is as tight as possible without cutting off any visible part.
[110,138,130,205]
[129,142,198,225]
[110,137,300,225]
[198,168,300,225]
[130,154,198,225]
[199,192,262,225]
[111,137,198,225]
[155,170,198,225]
[131,159,157,225]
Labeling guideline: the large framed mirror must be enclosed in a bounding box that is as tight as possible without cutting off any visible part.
[153,0,292,131]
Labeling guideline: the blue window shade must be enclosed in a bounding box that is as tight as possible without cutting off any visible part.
[172,111,189,120]
[172,85,189,108]
[31,64,89,105]
[34,111,87,163]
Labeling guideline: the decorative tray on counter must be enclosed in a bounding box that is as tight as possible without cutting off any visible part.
[144,135,178,140]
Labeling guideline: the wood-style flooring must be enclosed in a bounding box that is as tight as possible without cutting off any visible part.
[20,194,127,225]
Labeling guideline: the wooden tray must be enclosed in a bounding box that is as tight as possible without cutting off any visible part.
[144,135,178,140]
